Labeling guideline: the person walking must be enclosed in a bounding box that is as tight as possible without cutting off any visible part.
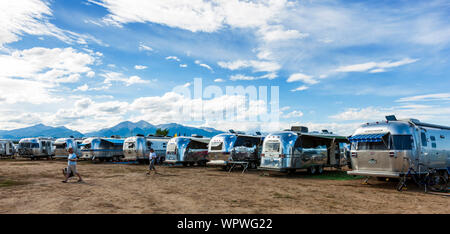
[147,148,158,175]
[62,148,83,183]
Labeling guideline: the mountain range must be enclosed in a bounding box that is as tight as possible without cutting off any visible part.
[0,121,224,139]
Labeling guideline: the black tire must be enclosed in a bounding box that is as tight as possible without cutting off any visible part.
[182,162,189,167]
[287,169,296,175]
[316,165,324,174]
[377,177,387,181]
[308,166,317,175]
[428,171,449,192]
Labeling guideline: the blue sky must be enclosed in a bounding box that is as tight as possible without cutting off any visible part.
[0,0,449,135]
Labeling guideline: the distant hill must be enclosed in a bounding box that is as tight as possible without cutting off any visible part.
[86,121,224,138]
[0,121,225,139]
[85,120,157,137]
[0,124,84,139]
[155,123,224,138]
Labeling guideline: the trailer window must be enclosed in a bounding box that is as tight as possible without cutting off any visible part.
[126,142,135,149]
[264,141,280,153]
[189,141,208,149]
[210,141,223,151]
[392,135,413,150]
[55,143,66,149]
[421,132,427,147]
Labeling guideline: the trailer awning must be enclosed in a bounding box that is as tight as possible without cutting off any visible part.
[102,139,124,145]
[348,133,388,143]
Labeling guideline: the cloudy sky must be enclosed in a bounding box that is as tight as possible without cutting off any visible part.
[0,0,449,135]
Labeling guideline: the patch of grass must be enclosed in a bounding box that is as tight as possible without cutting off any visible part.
[0,179,29,187]
[303,171,364,181]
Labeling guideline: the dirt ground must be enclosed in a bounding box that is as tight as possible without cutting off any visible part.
[0,158,448,214]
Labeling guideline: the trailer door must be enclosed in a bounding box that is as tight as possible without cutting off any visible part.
[420,130,430,166]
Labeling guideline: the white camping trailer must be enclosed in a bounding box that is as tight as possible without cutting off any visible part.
[80,137,124,161]
[0,140,15,157]
[17,138,54,160]
[207,131,265,169]
[54,138,82,158]
[347,116,450,183]
[165,135,211,166]
[258,126,349,174]
[123,135,169,162]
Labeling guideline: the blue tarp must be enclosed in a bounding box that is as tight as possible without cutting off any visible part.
[348,133,388,143]
[102,139,124,145]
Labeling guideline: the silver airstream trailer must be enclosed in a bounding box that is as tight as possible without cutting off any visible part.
[347,115,450,189]
[54,138,83,158]
[259,126,349,174]
[80,137,124,162]
[165,135,211,166]
[123,135,169,163]
[17,137,54,160]
[0,140,15,158]
[207,131,264,170]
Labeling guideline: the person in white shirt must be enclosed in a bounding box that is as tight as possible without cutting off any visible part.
[147,148,158,175]
[62,148,83,183]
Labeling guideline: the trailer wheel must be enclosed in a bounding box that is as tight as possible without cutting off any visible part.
[316,166,324,174]
[308,166,317,175]
[287,169,296,175]
[182,162,189,167]
[428,171,449,192]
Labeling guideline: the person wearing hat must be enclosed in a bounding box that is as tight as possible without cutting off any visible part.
[62,147,83,183]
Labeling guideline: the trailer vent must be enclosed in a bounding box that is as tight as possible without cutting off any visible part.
[291,126,308,133]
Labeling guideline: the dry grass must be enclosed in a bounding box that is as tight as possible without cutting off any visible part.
[0,159,448,214]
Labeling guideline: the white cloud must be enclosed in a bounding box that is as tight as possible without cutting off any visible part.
[179,64,188,68]
[396,93,450,102]
[287,73,317,84]
[330,104,450,127]
[195,60,213,71]
[283,110,304,119]
[101,72,151,86]
[74,84,89,92]
[214,78,225,82]
[291,85,309,92]
[88,0,287,33]
[138,42,153,51]
[258,25,309,42]
[0,47,96,83]
[230,74,257,81]
[0,0,105,47]
[0,77,61,104]
[87,71,96,77]
[0,47,97,104]
[218,59,281,73]
[335,58,419,73]
[229,72,277,81]
[134,65,147,70]
[166,56,180,61]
